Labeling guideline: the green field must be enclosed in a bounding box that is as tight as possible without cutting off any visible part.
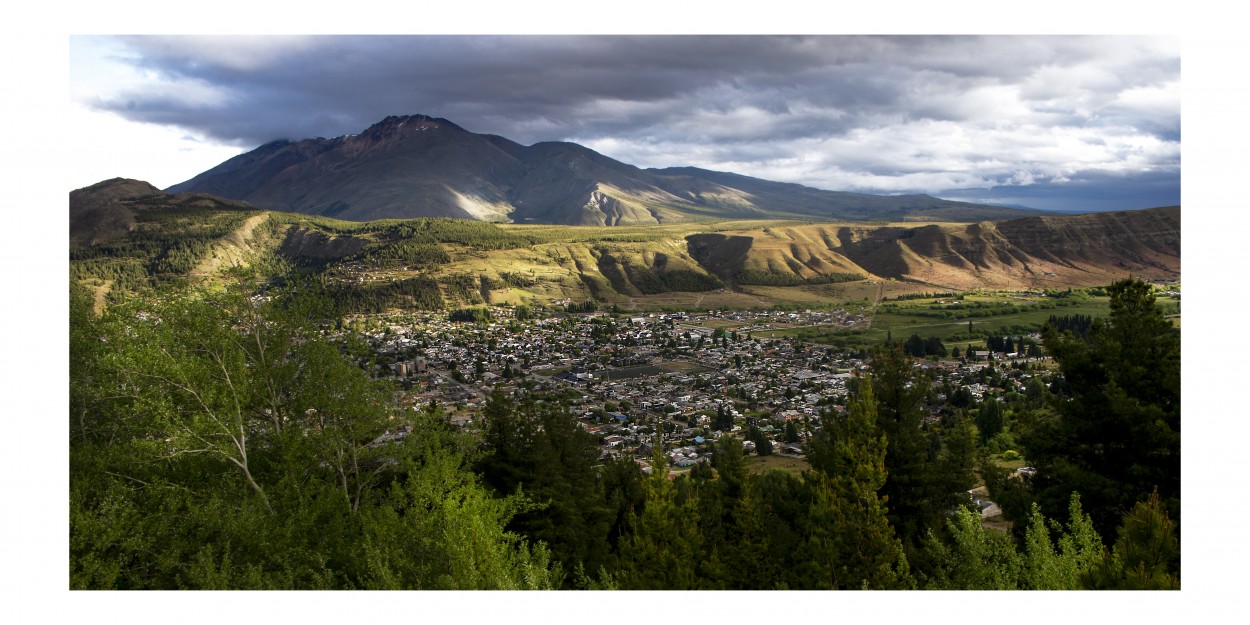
[766,292,1119,348]
[744,454,810,476]
[765,290,1180,349]
[867,295,1115,343]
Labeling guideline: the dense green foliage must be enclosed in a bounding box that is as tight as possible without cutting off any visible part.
[801,380,912,588]
[475,393,614,587]
[1045,313,1096,339]
[353,240,450,268]
[70,281,559,589]
[868,347,978,550]
[70,272,1179,590]
[322,275,445,312]
[919,494,1103,589]
[901,333,946,358]
[448,307,495,323]
[1019,278,1180,540]
[876,296,1087,319]
[279,216,539,250]
[1082,491,1180,589]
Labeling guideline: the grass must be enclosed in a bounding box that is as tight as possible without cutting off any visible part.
[865,294,1115,343]
[759,292,1149,349]
[744,454,810,476]
[985,454,1029,471]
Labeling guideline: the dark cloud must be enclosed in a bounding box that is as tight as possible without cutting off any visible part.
[80,35,1180,211]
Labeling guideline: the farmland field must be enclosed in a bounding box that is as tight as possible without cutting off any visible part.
[865,294,1116,344]
[763,288,1180,349]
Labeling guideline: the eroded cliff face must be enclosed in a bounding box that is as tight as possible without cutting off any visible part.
[71,178,1180,304]
[686,207,1180,290]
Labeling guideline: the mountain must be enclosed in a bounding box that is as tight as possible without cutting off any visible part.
[71,179,1178,309]
[166,114,1039,225]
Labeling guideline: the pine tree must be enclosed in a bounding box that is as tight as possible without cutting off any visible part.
[614,440,705,589]
[1083,491,1180,589]
[801,378,912,589]
[869,347,977,549]
[1020,278,1180,538]
[476,393,613,585]
[784,420,800,444]
[975,398,1005,443]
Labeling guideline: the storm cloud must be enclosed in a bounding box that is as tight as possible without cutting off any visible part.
[74,35,1180,211]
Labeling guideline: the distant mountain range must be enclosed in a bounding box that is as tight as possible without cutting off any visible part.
[166,114,1043,225]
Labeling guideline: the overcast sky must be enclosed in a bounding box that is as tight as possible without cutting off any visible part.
[68,35,1180,212]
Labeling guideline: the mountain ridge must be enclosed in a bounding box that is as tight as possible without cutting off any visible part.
[71,178,1179,309]
[166,114,1043,225]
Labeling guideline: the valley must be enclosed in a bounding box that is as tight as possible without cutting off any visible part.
[65,36,1185,594]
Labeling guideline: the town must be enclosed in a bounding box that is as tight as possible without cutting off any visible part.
[347,304,1046,475]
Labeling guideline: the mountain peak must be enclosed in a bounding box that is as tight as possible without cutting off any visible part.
[163,113,1042,225]
[360,114,464,138]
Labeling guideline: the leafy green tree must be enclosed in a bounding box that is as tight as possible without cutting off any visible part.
[919,492,1100,590]
[748,425,773,456]
[1024,376,1049,407]
[1083,490,1180,589]
[356,442,561,589]
[694,436,773,589]
[70,281,559,589]
[920,507,1022,589]
[600,455,646,553]
[975,398,1006,443]
[1020,494,1104,589]
[784,420,800,444]
[1021,278,1180,538]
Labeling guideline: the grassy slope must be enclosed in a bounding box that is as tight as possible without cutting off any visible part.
[72,198,1180,321]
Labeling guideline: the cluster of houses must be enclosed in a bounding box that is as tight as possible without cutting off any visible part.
[345,305,1044,471]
